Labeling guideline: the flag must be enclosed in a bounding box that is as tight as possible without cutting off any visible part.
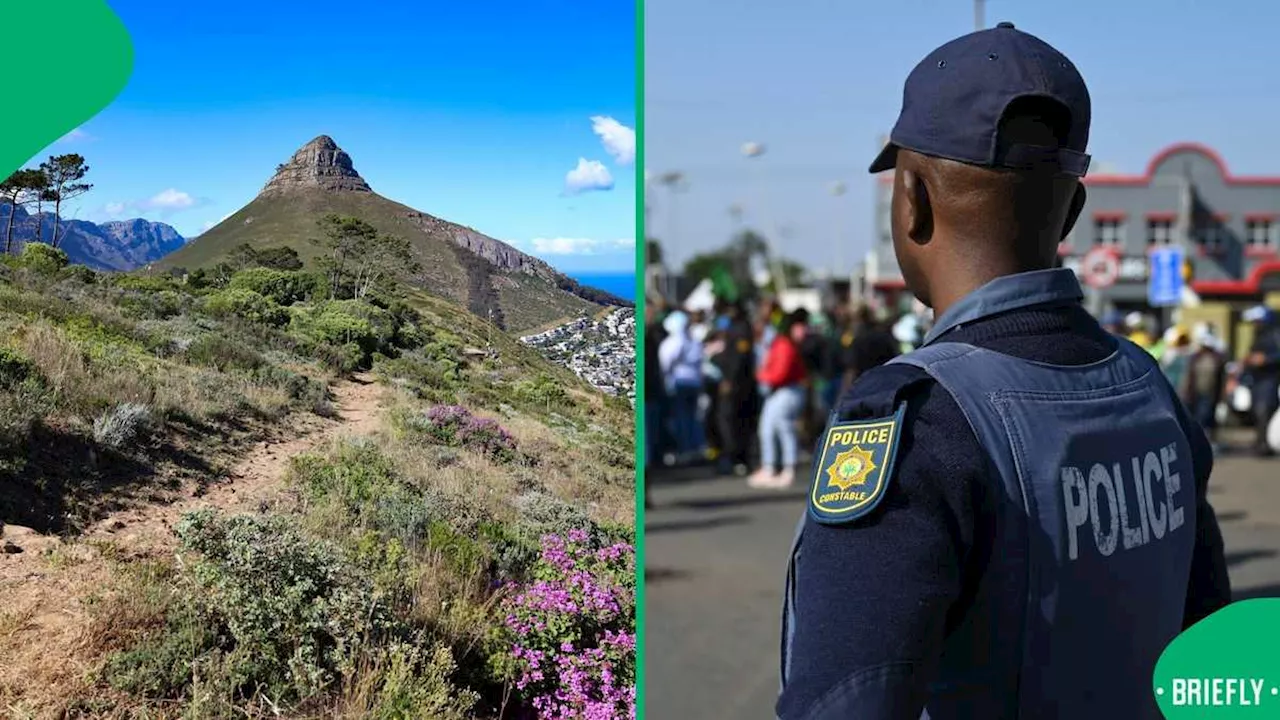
[709,264,739,302]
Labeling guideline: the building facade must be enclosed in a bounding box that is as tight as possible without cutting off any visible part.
[864,143,1280,350]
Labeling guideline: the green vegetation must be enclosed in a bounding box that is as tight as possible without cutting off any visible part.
[0,214,633,716]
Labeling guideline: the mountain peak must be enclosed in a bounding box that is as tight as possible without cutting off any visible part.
[259,135,371,196]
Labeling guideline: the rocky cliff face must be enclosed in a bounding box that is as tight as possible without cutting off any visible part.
[259,135,373,196]
[0,205,186,271]
[401,210,556,280]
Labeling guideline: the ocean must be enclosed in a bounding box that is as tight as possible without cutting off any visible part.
[572,273,636,302]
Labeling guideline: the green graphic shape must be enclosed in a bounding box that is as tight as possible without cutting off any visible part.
[0,0,134,179]
[1154,599,1280,717]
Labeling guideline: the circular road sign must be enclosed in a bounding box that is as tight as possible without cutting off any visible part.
[1081,246,1120,289]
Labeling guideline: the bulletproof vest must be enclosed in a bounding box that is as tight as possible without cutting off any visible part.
[780,270,1197,720]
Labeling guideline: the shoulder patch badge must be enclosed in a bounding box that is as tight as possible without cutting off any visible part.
[736,338,751,353]
[808,403,906,525]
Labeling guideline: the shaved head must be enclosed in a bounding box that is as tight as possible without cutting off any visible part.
[889,98,1087,311]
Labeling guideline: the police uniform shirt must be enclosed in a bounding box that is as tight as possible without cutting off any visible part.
[777,300,1232,719]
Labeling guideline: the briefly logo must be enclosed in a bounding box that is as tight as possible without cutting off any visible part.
[807,404,905,525]
[826,446,876,491]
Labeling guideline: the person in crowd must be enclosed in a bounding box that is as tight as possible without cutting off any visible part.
[1124,311,1155,353]
[658,310,705,463]
[841,304,901,396]
[701,324,727,465]
[688,309,711,343]
[713,299,758,476]
[1100,310,1125,336]
[644,299,669,476]
[1183,322,1227,449]
[1244,305,1280,457]
[750,309,810,490]
[797,309,831,448]
[1160,325,1192,392]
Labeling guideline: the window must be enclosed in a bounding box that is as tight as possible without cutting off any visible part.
[1196,224,1224,250]
[1095,219,1124,246]
[1246,219,1275,248]
[1146,220,1173,246]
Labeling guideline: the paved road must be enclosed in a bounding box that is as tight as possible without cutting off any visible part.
[645,432,1280,719]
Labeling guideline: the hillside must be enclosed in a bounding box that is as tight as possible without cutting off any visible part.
[0,242,635,718]
[0,204,186,271]
[156,136,628,332]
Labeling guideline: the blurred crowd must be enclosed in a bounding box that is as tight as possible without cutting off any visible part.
[643,295,927,497]
[644,292,1280,504]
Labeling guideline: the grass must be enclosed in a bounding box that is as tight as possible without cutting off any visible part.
[0,242,634,718]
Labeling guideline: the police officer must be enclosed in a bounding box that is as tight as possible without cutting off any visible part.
[778,24,1231,720]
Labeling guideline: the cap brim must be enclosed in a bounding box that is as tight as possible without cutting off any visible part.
[869,143,899,174]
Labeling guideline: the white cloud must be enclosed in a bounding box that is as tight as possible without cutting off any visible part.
[142,188,197,211]
[531,237,634,255]
[564,158,614,195]
[590,116,635,166]
[103,202,127,217]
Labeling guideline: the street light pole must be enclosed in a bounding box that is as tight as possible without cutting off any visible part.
[742,141,790,295]
[831,181,848,281]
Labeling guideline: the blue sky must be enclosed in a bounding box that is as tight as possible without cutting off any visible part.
[31,0,636,275]
[646,0,1280,271]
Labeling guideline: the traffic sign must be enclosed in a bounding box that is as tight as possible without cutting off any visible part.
[1148,246,1184,307]
[1081,246,1120,289]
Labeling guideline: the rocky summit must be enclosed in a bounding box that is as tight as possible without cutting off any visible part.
[259,135,372,196]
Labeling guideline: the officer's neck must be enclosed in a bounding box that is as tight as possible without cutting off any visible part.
[927,255,1051,319]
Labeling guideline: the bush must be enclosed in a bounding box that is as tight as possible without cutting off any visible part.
[0,347,41,390]
[185,334,264,372]
[171,510,402,703]
[409,406,517,462]
[228,268,319,306]
[252,365,330,413]
[289,300,396,359]
[499,531,636,718]
[19,242,69,275]
[119,289,183,320]
[514,374,570,410]
[203,288,289,327]
[92,403,153,449]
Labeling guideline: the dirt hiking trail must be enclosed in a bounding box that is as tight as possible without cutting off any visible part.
[0,373,385,713]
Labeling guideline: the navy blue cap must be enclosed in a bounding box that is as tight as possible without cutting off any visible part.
[870,22,1091,177]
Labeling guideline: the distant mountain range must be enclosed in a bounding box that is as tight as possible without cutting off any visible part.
[0,205,186,272]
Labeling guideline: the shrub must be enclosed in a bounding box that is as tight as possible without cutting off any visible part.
[514,374,570,410]
[411,405,517,462]
[203,288,289,327]
[92,403,153,449]
[112,275,179,293]
[171,510,402,703]
[19,242,70,275]
[119,289,184,320]
[289,300,396,358]
[228,268,319,306]
[251,365,331,413]
[499,531,636,718]
[0,347,41,390]
[61,264,97,284]
[185,334,264,372]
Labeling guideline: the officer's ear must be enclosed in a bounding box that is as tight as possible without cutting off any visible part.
[901,168,933,243]
[1061,181,1087,241]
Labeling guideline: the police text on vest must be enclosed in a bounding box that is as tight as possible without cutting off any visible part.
[1060,443,1185,560]
[1168,678,1267,706]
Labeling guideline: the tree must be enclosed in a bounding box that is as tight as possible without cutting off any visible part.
[1,169,48,255]
[351,233,416,300]
[39,154,91,249]
[646,239,664,266]
[256,246,303,271]
[318,214,378,297]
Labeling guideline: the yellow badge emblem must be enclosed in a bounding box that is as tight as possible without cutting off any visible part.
[826,446,877,491]
[808,404,906,525]
[736,339,751,353]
